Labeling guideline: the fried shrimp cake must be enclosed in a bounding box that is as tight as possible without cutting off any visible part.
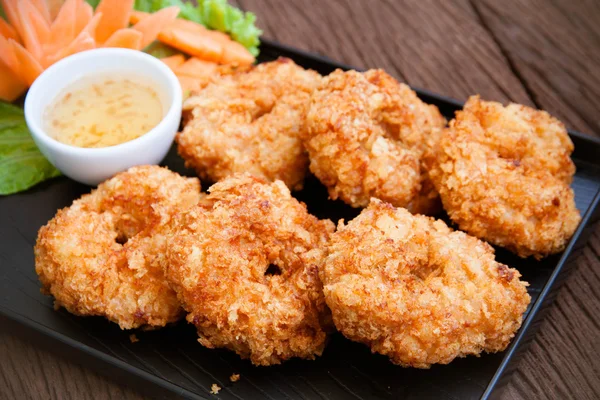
[164,174,335,365]
[178,58,321,190]
[35,166,201,329]
[321,199,531,368]
[428,96,581,259]
[304,69,446,214]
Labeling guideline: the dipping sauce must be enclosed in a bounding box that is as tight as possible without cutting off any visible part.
[44,76,163,148]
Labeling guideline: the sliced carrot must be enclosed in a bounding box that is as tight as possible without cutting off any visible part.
[177,75,206,96]
[175,57,218,79]
[129,10,149,25]
[0,16,19,41]
[29,0,51,25]
[168,18,208,35]
[0,34,19,73]
[17,0,45,61]
[9,39,44,85]
[160,54,186,71]
[45,31,95,67]
[47,0,65,20]
[0,0,24,41]
[22,0,52,47]
[158,27,223,62]
[95,0,134,44]
[75,1,94,37]
[102,28,142,50]
[133,6,179,50]
[0,60,27,101]
[48,0,78,50]
[211,35,254,66]
[78,11,103,40]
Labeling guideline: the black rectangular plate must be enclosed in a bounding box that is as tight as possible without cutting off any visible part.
[1,40,599,400]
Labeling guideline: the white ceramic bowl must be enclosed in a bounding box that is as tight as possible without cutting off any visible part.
[25,48,182,186]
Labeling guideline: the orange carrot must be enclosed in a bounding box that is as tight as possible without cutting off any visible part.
[0,34,19,73]
[0,16,19,41]
[78,11,103,40]
[0,0,24,41]
[9,39,44,85]
[129,10,149,25]
[49,0,77,50]
[0,60,27,101]
[102,28,142,50]
[160,54,186,71]
[45,31,95,67]
[47,0,65,20]
[16,0,45,61]
[211,35,254,66]
[29,0,51,25]
[94,0,134,44]
[177,75,206,96]
[175,57,218,78]
[21,0,51,46]
[158,27,223,62]
[75,1,94,36]
[133,6,179,50]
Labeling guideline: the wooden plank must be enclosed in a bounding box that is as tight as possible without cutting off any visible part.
[237,0,533,104]
[474,0,600,135]
[0,333,144,400]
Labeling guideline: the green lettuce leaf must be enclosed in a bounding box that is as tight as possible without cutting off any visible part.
[0,103,61,195]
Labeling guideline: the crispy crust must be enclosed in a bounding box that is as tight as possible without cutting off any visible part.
[34,166,201,329]
[428,96,581,258]
[164,174,335,365]
[178,58,321,190]
[321,199,531,368]
[304,69,446,213]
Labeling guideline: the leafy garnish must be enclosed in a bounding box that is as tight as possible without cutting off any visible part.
[128,0,262,56]
[0,103,61,195]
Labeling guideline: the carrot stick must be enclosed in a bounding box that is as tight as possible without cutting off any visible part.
[9,38,44,85]
[75,1,94,37]
[175,57,218,78]
[17,0,45,61]
[0,0,24,41]
[0,16,19,41]
[132,6,179,50]
[94,0,134,44]
[158,27,223,62]
[29,0,51,25]
[49,0,77,50]
[102,28,142,50]
[44,31,95,67]
[0,60,27,101]
[160,54,186,71]
[0,34,19,73]
[47,0,65,20]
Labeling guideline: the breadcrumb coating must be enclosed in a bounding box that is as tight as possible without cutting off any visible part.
[321,199,531,368]
[304,69,446,213]
[178,58,321,190]
[164,174,335,365]
[35,166,201,329]
[428,96,581,259]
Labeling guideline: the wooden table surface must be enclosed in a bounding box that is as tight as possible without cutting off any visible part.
[1,0,599,399]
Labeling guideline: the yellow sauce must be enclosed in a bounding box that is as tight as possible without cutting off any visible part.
[44,76,163,148]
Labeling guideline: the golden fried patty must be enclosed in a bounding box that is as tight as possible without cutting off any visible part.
[321,199,531,368]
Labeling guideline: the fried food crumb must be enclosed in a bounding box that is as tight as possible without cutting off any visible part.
[230,374,240,382]
[129,334,139,343]
[210,384,221,394]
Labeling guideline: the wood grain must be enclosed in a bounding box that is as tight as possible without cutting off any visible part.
[1,0,599,399]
